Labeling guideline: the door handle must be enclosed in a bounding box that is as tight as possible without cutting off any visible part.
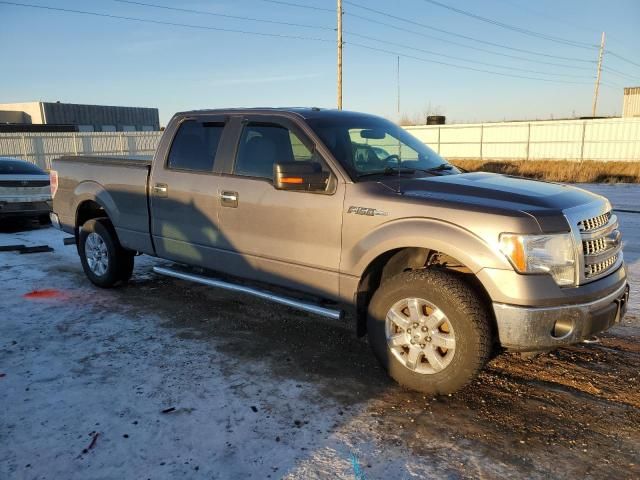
[153,183,168,197]
[220,191,238,207]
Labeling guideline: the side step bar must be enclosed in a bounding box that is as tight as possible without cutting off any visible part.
[153,266,344,321]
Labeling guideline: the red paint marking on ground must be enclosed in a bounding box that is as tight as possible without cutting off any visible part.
[23,289,66,300]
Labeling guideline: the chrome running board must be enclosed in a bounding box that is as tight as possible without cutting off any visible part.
[153,266,344,321]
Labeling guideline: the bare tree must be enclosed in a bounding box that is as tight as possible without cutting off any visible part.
[398,102,444,125]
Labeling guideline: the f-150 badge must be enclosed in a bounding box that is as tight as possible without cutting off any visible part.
[347,206,389,216]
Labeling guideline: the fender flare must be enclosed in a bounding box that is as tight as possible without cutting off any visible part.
[346,217,512,277]
[73,181,120,227]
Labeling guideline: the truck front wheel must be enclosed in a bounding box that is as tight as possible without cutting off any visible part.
[79,218,134,288]
[367,269,492,394]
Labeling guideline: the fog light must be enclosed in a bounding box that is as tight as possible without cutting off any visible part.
[551,318,573,338]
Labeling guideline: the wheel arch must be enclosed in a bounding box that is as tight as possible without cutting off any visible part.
[346,218,509,277]
[351,220,504,337]
[73,181,120,235]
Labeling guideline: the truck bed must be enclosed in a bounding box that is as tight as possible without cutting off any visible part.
[52,155,154,254]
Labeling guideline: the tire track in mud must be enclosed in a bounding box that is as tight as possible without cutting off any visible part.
[114,274,640,479]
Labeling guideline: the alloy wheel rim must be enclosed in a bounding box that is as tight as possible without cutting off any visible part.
[385,297,456,374]
[85,232,109,276]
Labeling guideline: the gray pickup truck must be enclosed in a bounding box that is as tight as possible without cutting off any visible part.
[50,108,629,394]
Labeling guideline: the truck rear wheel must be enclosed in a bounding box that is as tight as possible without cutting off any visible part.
[367,269,492,394]
[79,218,134,288]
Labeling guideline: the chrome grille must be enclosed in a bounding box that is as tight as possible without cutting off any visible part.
[583,237,607,255]
[578,212,611,232]
[585,254,618,278]
[576,209,621,282]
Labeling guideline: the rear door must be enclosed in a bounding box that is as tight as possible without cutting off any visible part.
[149,116,230,269]
[216,115,345,299]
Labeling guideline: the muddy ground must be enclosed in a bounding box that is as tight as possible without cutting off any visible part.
[1,193,639,479]
[127,272,640,479]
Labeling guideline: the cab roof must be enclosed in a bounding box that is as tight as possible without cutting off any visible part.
[176,107,382,122]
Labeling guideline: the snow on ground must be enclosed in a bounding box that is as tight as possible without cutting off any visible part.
[0,227,371,479]
[1,184,639,480]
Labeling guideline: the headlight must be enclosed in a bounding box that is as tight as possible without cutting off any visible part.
[499,233,576,286]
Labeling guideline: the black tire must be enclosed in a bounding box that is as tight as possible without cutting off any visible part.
[117,253,135,283]
[367,269,492,395]
[79,218,134,288]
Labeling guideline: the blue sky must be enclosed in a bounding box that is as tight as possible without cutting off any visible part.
[1,0,638,125]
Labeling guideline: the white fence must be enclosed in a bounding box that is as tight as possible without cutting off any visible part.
[0,131,162,169]
[2,118,639,170]
[404,118,640,162]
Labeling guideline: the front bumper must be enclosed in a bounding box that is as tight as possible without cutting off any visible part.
[493,282,629,351]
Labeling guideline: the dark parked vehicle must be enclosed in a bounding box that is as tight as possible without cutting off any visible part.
[50,108,629,394]
[0,157,52,223]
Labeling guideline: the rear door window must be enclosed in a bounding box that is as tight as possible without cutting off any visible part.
[167,121,225,172]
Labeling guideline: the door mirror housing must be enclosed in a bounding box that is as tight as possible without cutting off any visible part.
[273,161,330,192]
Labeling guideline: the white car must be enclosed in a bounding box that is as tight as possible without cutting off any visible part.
[0,157,52,223]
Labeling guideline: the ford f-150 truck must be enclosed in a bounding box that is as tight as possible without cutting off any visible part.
[50,108,629,394]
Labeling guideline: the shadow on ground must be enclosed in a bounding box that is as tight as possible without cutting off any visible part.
[0,217,50,234]
[105,272,640,479]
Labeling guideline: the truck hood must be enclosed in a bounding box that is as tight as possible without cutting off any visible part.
[380,172,608,232]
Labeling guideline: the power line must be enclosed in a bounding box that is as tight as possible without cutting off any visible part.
[0,0,605,90]
[111,0,599,82]
[0,1,333,42]
[492,0,603,37]
[418,0,597,49]
[606,50,640,69]
[345,32,592,79]
[346,41,594,86]
[603,67,637,82]
[600,82,624,90]
[252,0,334,13]
[113,0,334,31]
[345,10,593,72]
[344,1,595,65]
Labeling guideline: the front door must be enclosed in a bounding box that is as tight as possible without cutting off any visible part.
[216,116,345,299]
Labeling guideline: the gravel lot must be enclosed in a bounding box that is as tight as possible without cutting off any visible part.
[1,184,638,479]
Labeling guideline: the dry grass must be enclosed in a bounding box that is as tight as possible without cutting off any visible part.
[453,159,640,183]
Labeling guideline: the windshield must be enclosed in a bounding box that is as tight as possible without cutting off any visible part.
[306,114,456,179]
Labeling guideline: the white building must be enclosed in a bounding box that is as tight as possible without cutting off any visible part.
[623,87,640,118]
[0,101,160,131]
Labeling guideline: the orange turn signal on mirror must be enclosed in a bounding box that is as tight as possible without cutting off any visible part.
[499,234,527,271]
[280,177,304,184]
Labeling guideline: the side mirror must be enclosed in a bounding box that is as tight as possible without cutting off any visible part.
[273,161,330,191]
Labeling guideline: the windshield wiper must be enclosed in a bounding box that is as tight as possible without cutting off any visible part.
[357,166,416,178]
[426,163,454,172]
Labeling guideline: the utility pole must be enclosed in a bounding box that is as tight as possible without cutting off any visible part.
[337,0,343,110]
[397,56,400,116]
[591,31,606,117]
